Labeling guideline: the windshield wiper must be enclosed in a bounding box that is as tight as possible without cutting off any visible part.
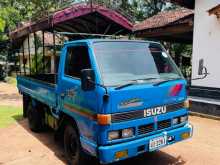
[115,78,159,90]
[131,77,159,81]
[115,83,136,90]
[153,78,182,86]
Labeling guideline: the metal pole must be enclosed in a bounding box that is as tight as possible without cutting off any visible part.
[34,33,38,74]
[54,31,123,38]
[19,50,21,75]
[22,43,26,75]
[42,31,45,73]
[53,31,56,73]
[27,35,31,75]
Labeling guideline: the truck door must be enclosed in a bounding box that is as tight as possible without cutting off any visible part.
[59,44,98,140]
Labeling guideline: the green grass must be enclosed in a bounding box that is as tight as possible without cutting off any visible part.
[5,76,17,86]
[0,106,23,128]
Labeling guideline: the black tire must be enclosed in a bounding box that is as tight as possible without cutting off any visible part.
[23,95,29,118]
[27,100,44,132]
[64,124,88,165]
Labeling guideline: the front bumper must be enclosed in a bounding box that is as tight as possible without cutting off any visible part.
[98,123,193,164]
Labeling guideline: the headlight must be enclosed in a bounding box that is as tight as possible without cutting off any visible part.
[172,117,179,125]
[108,131,120,140]
[108,128,135,141]
[122,128,134,138]
[180,116,188,123]
[172,116,188,125]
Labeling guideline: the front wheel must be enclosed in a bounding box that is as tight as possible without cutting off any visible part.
[64,124,88,165]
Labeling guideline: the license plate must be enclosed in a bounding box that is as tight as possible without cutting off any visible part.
[149,136,167,151]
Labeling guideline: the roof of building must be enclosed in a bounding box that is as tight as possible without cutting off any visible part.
[134,8,194,43]
[208,4,220,18]
[134,8,193,32]
[9,3,133,45]
[9,3,195,47]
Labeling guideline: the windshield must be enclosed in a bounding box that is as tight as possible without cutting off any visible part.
[93,41,183,86]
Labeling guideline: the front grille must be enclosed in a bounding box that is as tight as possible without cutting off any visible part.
[157,119,171,130]
[138,119,172,135]
[111,102,184,123]
[111,110,143,123]
[138,123,154,135]
[167,102,184,112]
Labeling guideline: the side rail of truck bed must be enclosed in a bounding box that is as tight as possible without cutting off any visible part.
[17,75,57,108]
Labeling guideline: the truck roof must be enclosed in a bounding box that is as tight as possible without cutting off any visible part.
[64,39,160,45]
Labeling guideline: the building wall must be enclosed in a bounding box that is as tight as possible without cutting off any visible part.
[192,0,220,88]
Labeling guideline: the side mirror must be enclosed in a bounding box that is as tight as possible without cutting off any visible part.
[81,69,95,91]
[198,59,204,75]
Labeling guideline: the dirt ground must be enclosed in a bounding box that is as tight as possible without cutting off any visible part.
[1,82,220,165]
[0,82,22,107]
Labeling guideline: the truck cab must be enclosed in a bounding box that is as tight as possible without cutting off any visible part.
[17,39,193,164]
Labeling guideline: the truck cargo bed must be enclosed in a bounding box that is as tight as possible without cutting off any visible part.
[23,74,57,85]
[17,74,57,108]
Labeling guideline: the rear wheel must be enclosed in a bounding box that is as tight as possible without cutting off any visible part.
[64,124,88,165]
[27,100,44,132]
[23,95,29,118]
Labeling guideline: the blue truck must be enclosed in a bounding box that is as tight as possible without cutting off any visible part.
[17,39,193,164]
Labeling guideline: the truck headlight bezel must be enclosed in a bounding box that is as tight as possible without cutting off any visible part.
[172,115,188,126]
[108,131,120,140]
[172,117,179,125]
[122,128,134,139]
[180,115,188,123]
[108,128,135,141]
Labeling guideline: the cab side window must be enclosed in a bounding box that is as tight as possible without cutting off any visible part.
[65,46,91,78]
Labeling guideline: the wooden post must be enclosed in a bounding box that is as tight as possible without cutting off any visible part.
[14,50,17,75]
[175,52,181,67]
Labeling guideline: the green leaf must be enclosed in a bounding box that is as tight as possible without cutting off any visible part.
[0,18,6,32]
